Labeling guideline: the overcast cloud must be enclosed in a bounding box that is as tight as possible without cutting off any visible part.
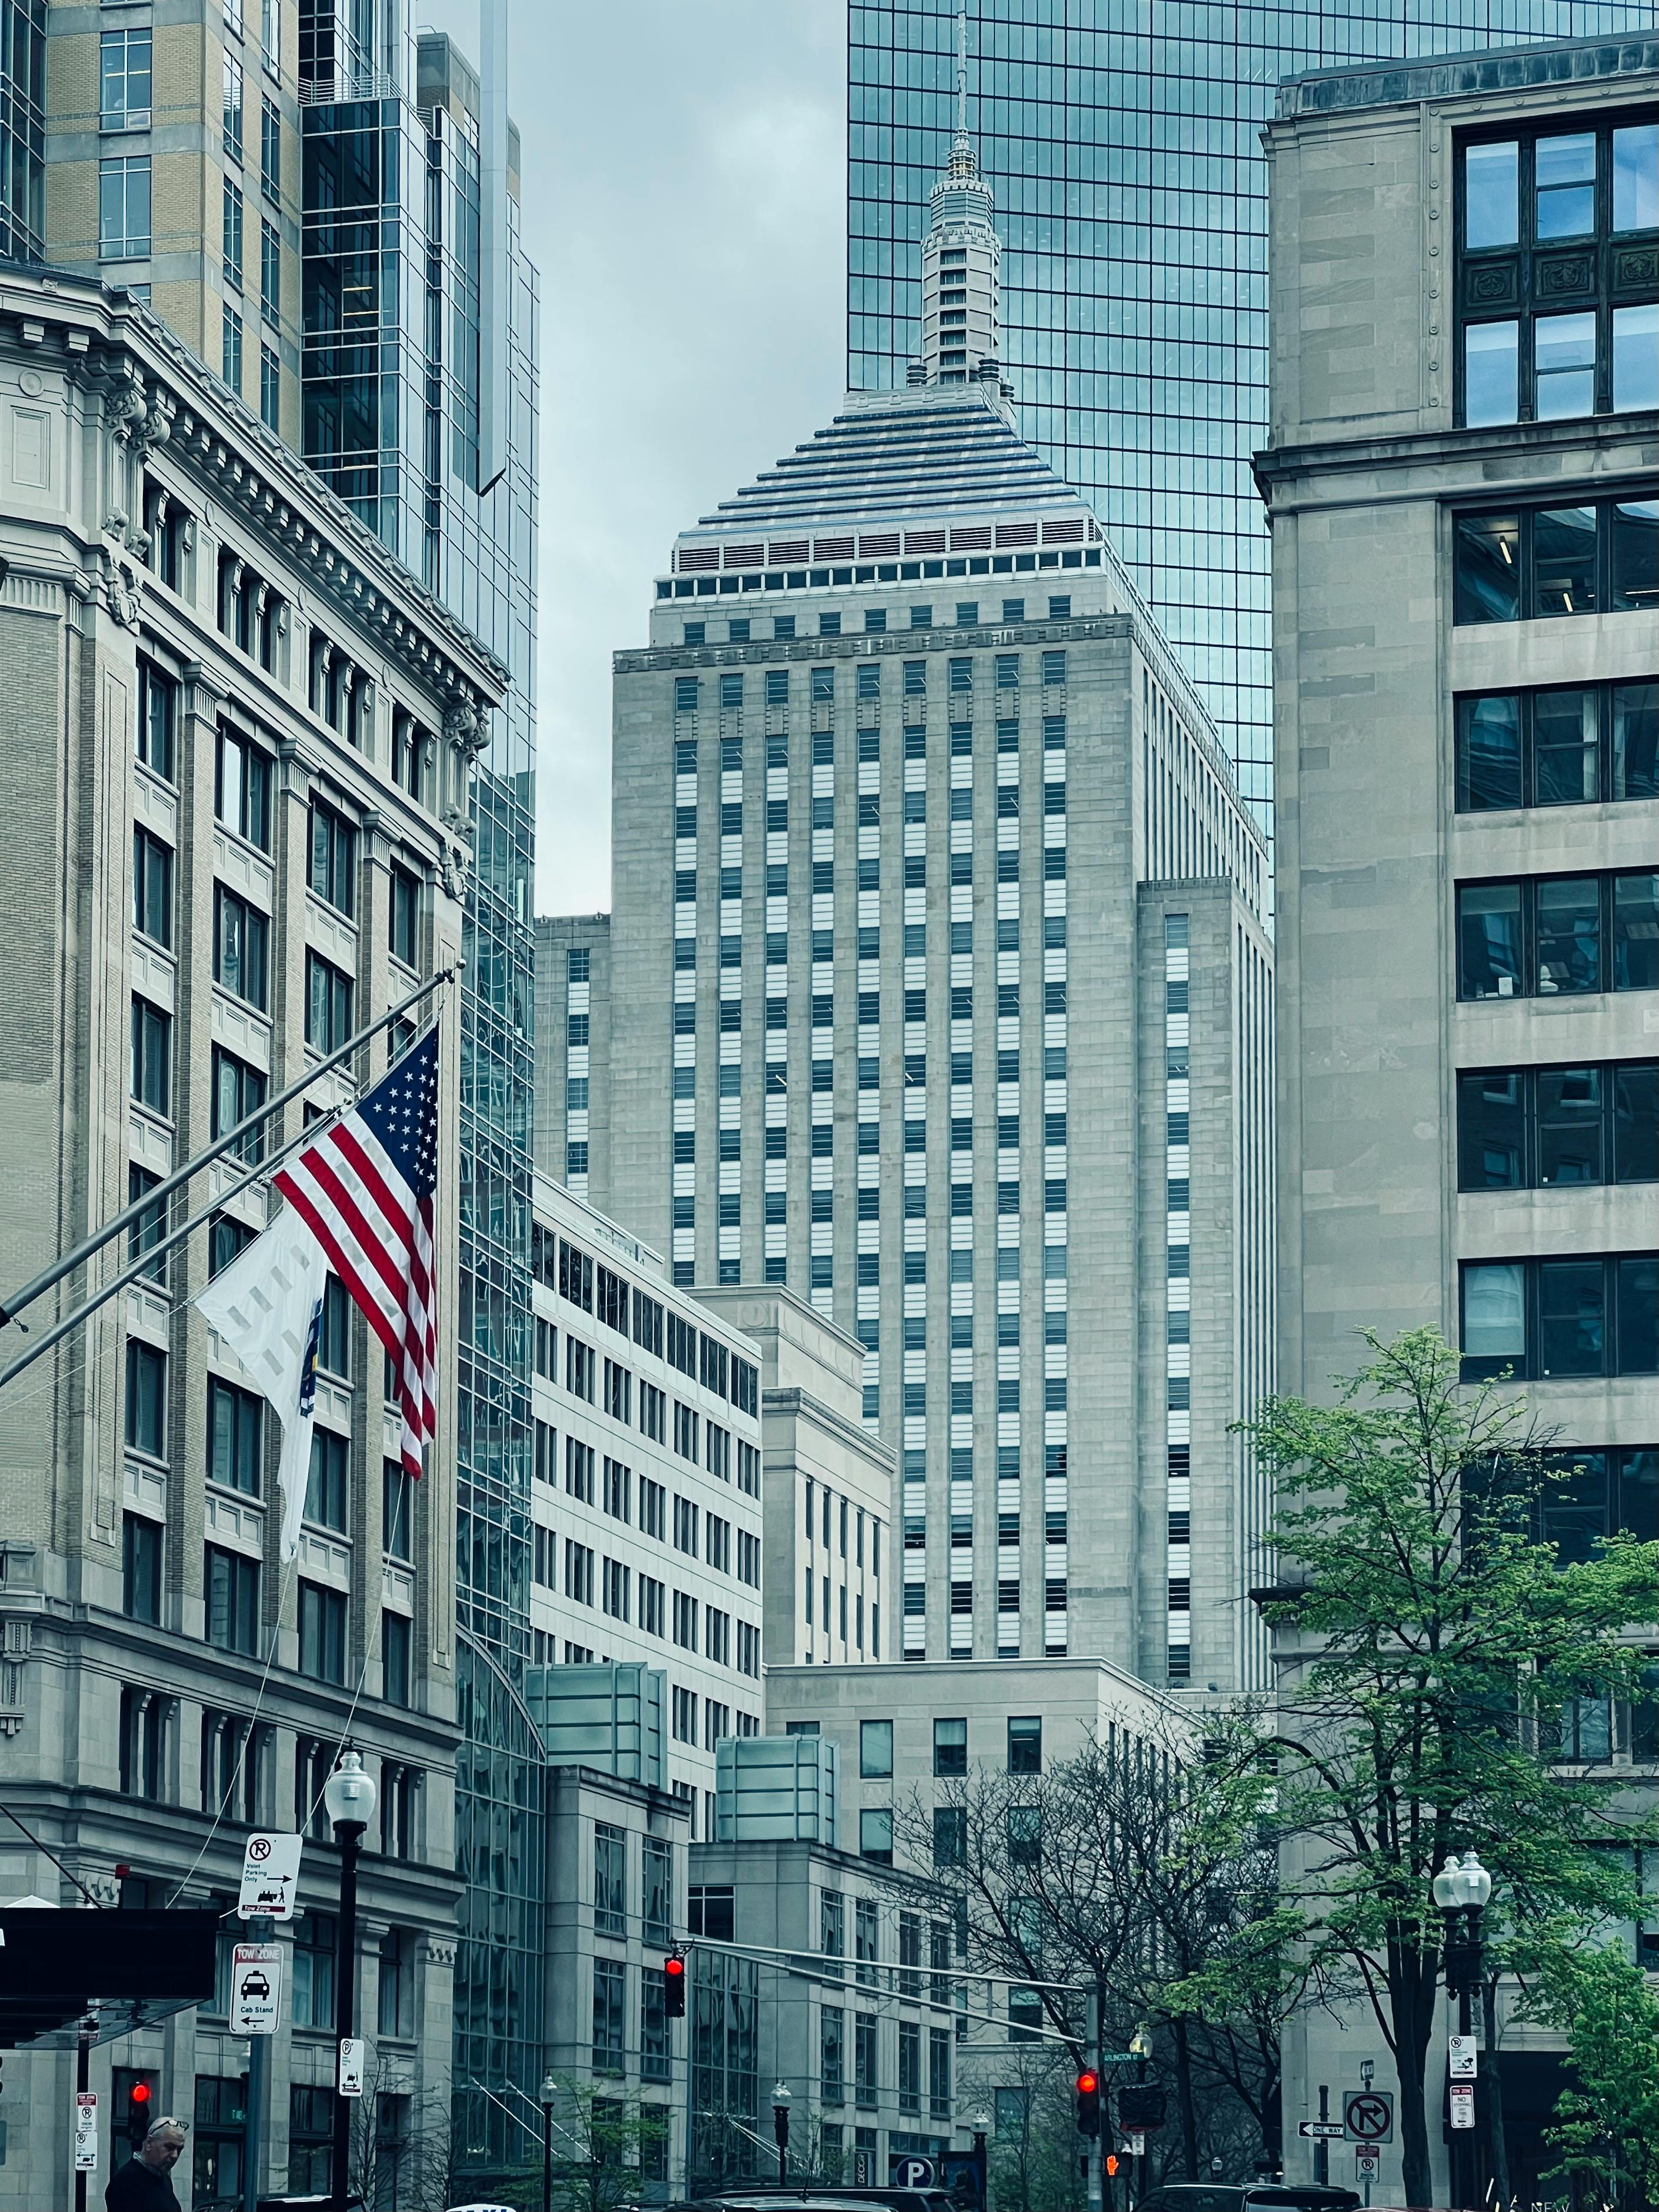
[418,1,848,916]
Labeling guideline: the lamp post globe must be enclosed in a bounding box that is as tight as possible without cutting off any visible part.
[771,2082,791,2184]
[1454,1849,1492,1911]
[1431,1853,1462,1913]
[323,1746,378,1836]
[540,2073,557,2212]
[325,1748,377,2212]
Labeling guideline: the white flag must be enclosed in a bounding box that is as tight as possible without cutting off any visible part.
[196,1209,328,1563]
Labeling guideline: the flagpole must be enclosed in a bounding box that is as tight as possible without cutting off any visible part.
[0,1091,362,1394]
[0,965,456,1333]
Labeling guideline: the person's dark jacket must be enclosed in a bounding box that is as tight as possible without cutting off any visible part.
[105,2155,182,2212]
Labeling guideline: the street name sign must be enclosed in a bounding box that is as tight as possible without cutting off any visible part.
[238,1833,303,1921]
[230,1943,282,2035]
[1345,2091,1394,2143]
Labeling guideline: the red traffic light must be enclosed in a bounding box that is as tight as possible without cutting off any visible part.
[1075,2069,1102,2140]
[663,1953,687,2017]
[131,2083,152,2105]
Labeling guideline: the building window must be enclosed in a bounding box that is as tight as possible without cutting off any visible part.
[1458,1061,1657,1191]
[138,661,176,780]
[859,1807,893,1864]
[205,1544,260,1654]
[1456,870,1657,1000]
[222,303,243,392]
[99,155,151,258]
[1461,1253,1657,1382]
[292,1918,336,2032]
[208,1378,263,1494]
[822,2004,845,2104]
[305,1430,348,1532]
[261,94,281,201]
[929,2024,952,2119]
[298,1581,346,1683]
[933,1807,967,1867]
[101,29,152,130]
[390,866,420,964]
[213,886,269,1011]
[1536,1447,1657,1566]
[1457,680,1657,810]
[308,801,357,916]
[933,1717,967,1776]
[222,49,244,159]
[119,1685,167,1795]
[305,952,354,1049]
[382,1612,411,1706]
[128,1165,168,1287]
[1007,1716,1042,1773]
[318,1275,350,1378]
[216,727,272,849]
[132,825,173,946]
[212,1046,268,1166]
[130,996,171,1116]
[383,1459,413,1560]
[223,178,244,286]
[592,1959,625,2074]
[123,1513,162,1622]
[125,1339,166,1456]
[377,1928,414,2039]
[1457,121,1659,426]
[595,1823,627,1936]
[860,1718,893,1777]
[1453,494,1656,625]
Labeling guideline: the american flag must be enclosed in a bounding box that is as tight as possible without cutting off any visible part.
[274,1028,440,1477]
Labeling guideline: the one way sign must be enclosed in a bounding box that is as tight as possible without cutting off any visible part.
[1299,2123,1345,2140]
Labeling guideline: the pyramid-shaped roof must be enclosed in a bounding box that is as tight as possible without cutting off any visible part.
[670,384,1099,575]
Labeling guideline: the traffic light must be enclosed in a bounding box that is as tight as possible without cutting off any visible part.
[663,1952,687,2018]
[114,2068,161,2148]
[1119,2083,1167,2132]
[1075,2068,1101,2139]
[1104,2156,1120,2179]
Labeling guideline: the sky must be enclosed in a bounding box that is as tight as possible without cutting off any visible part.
[419,1,849,917]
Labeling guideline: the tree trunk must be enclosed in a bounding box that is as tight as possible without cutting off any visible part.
[1388,1941,1438,2211]
[1173,2016,1199,2179]
[1482,1972,1511,2212]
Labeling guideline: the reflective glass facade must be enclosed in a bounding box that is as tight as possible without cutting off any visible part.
[302,25,542,2184]
[0,0,45,261]
[847,0,1658,849]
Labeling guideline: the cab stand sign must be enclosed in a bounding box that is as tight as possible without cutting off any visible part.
[231,1943,283,2036]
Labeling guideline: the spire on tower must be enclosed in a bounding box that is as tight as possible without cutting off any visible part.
[915,2,1005,391]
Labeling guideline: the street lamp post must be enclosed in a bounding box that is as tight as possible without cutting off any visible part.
[541,2073,557,2212]
[1432,1849,1492,2211]
[969,2110,992,2212]
[324,1749,378,2212]
[771,2082,791,2185]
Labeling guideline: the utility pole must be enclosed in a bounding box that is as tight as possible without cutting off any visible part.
[242,1915,273,2212]
[1088,1981,1106,2212]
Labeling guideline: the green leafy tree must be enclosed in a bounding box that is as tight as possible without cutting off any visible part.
[1246,1327,1654,2208]
[1530,1941,1659,2209]
[546,2077,669,2212]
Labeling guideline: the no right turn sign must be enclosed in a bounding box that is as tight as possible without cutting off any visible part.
[1345,2091,1394,2143]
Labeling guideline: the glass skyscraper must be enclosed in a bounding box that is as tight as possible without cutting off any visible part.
[847,0,1657,846]
[302,14,544,2181]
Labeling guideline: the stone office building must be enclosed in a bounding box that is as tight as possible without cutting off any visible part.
[543,121,1276,1699]
[0,265,503,2211]
[1257,35,1656,2205]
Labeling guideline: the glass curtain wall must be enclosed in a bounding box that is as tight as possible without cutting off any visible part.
[0,0,46,261]
[302,26,542,2186]
[847,0,1658,852]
